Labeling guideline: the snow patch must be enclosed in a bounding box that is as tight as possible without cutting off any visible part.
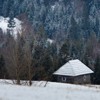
[47,38,54,44]
[0,16,9,33]
[0,16,22,38]
[51,5,56,11]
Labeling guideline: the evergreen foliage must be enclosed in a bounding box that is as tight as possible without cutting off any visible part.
[0,55,7,79]
[94,56,100,84]
[0,0,100,38]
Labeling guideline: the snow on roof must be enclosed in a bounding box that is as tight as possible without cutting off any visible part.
[53,59,94,76]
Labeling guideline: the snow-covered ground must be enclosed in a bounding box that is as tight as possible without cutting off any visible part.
[0,16,22,38]
[0,80,100,100]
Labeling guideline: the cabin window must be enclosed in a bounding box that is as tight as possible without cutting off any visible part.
[58,76,61,80]
[83,75,86,81]
[62,77,66,82]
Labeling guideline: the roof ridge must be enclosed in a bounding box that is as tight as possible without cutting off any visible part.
[68,61,76,76]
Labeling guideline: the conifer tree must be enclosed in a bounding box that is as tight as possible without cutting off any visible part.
[0,55,7,79]
[0,0,3,16]
[7,11,16,36]
[94,56,100,84]
[59,41,70,65]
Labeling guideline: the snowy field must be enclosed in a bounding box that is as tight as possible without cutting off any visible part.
[0,80,100,100]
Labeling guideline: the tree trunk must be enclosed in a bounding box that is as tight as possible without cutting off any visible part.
[29,66,32,86]
[16,68,20,85]
[17,77,20,85]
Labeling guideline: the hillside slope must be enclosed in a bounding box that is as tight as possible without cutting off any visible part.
[0,80,100,100]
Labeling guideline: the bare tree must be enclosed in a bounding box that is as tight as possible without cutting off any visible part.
[3,34,24,85]
[18,14,35,85]
[23,42,33,86]
[3,14,36,85]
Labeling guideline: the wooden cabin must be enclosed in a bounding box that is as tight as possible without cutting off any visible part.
[53,59,93,84]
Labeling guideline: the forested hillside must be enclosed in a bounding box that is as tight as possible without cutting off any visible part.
[0,0,100,38]
[0,0,100,85]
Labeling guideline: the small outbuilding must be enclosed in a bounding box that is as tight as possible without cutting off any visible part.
[53,59,94,84]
